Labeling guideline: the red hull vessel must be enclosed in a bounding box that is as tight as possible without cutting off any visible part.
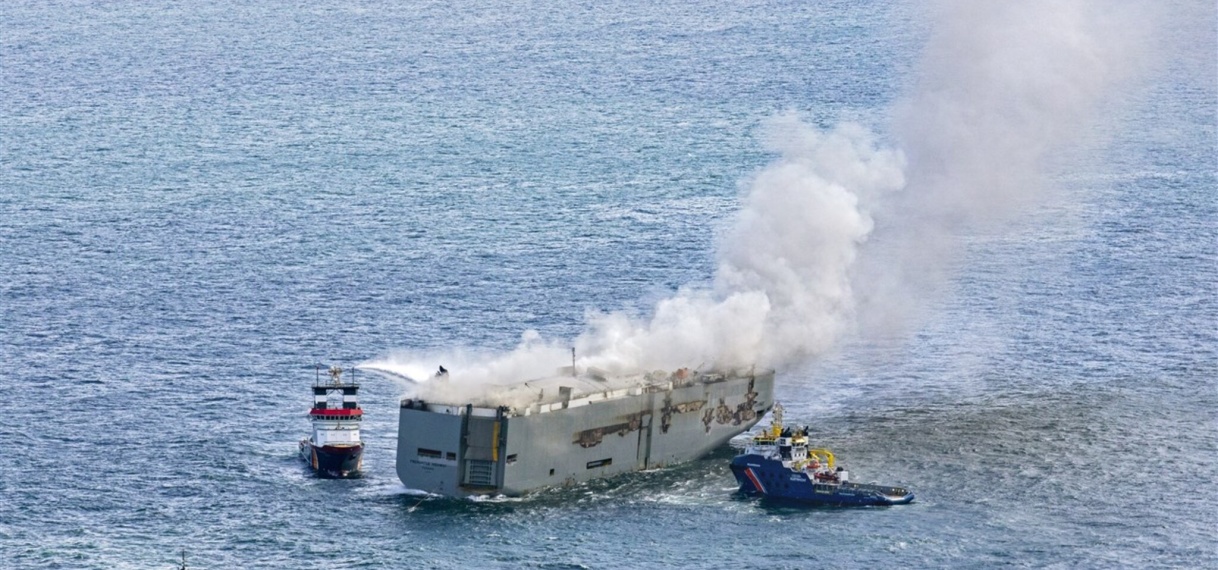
[300,365,364,478]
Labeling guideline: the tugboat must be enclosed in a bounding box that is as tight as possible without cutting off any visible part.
[299,364,364,478]
[730,404,914,506]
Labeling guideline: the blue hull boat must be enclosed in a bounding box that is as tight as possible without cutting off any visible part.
[729,404,914,506]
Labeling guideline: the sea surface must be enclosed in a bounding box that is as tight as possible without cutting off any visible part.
[2,1,1215,568]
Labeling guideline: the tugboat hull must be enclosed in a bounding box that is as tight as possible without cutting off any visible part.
[300,439,364,478]
[730,456,914,506]
[728,403,913,507]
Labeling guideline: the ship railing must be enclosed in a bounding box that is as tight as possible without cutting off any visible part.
[743,443,778,457]
[314,379,359,389]
[523,385,639,415]
[845,481,908,495]
[314,364,358,388]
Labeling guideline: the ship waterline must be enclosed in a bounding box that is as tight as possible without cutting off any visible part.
[396,368,776,497]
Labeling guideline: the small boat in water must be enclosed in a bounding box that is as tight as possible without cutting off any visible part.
[729,404,914,506]
[299,364,364,478]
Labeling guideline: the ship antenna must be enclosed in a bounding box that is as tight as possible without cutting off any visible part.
[571,347,576,378]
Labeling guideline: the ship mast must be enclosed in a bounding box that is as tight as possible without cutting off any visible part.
[770,403,784,438]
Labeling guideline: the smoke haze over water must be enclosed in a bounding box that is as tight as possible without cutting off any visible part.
[365,0,1170,395]
[851,0,1169,339]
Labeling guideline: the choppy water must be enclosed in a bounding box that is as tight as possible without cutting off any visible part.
[2,1,1215,568]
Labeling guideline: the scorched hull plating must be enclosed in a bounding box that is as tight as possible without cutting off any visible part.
[396,369,775,498]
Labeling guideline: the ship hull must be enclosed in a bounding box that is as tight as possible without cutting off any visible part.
[396,370,775,497]
[300,439,364,478]
[730,454,914,506]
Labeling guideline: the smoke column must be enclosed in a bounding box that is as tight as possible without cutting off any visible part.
[854,0,1163,336]
[365,0,1166,394]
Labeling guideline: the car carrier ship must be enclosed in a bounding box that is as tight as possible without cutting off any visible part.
[395,367,775,497]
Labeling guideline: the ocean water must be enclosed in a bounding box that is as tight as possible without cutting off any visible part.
[2,1,1215,568]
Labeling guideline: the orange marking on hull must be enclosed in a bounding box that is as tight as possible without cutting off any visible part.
[745,468,766,494]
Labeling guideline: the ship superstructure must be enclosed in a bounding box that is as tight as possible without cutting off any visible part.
[396,367,775,497]
[300,365,364,478]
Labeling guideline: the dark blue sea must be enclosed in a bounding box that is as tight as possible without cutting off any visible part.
[2,1,1215,568]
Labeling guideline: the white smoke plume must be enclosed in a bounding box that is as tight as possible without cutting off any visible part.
[364,121,902,391]
[897,0,1158,221]
[854,0,1164,336]
[365,0,1167,398]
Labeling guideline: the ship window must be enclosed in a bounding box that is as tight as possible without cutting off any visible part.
[586,458,612,469]
[446,452,456,461]
[417,448,442,459]
[549,468,555,476]
[506,454,517,465]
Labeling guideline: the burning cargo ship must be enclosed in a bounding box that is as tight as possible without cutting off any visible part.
[395,367,775,497]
